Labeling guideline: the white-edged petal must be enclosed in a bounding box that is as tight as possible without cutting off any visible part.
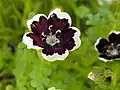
[98,56,120,62]
[27,14,47,30]
[88,72,96,81]
[109,31,120,35]
[41,49,69,62]
[98,57,112,62]
[48,8,61,17]
[48,8,72,26]
[94,37,103,51]
[94,38,112,62]
[22,32,41,50]
[70,27,81,51]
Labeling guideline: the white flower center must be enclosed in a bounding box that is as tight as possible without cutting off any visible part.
[46,33,60,46]
[106,43,119,56]
[107,49,118,56]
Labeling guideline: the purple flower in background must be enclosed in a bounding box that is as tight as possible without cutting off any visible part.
[95,31,120,62]
[23,8,81,62]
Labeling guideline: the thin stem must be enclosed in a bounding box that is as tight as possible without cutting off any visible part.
[51,0,56,9]
[76,17,80,29]
[112,0,120,30]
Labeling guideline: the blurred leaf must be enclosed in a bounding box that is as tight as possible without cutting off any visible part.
[74,5,91,18]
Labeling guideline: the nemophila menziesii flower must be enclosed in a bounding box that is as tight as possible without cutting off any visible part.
[23,8,81,62]
[95,31,120,62]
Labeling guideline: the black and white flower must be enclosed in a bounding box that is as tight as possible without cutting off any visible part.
[95,31,120,62]
[23,8,81,62]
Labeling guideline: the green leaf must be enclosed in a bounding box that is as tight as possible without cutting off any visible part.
[74,5,91,18]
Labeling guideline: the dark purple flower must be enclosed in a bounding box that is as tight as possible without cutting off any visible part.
[23,8,81,62]
[95,31,120,62]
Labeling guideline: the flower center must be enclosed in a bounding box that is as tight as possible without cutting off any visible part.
[107,49,118,56]
[46,33,60,46]
[106,43,119,56]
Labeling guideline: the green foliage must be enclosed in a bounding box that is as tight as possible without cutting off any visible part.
[0,0,120,90]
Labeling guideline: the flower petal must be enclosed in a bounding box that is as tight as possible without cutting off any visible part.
[27,14,48,34]
[41,48,69,62]
[94,38,109,53]
[109,31,120,44]
[63,27,81,51]
[48,8,71,25]
[98,53,120,62]
[63,38,75,50]
[88,72,96,81]
[70,27,81,51]
[26,33,44,48]
[22,32,41,49]
[48,8,71,30]
[98,54,112,62]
